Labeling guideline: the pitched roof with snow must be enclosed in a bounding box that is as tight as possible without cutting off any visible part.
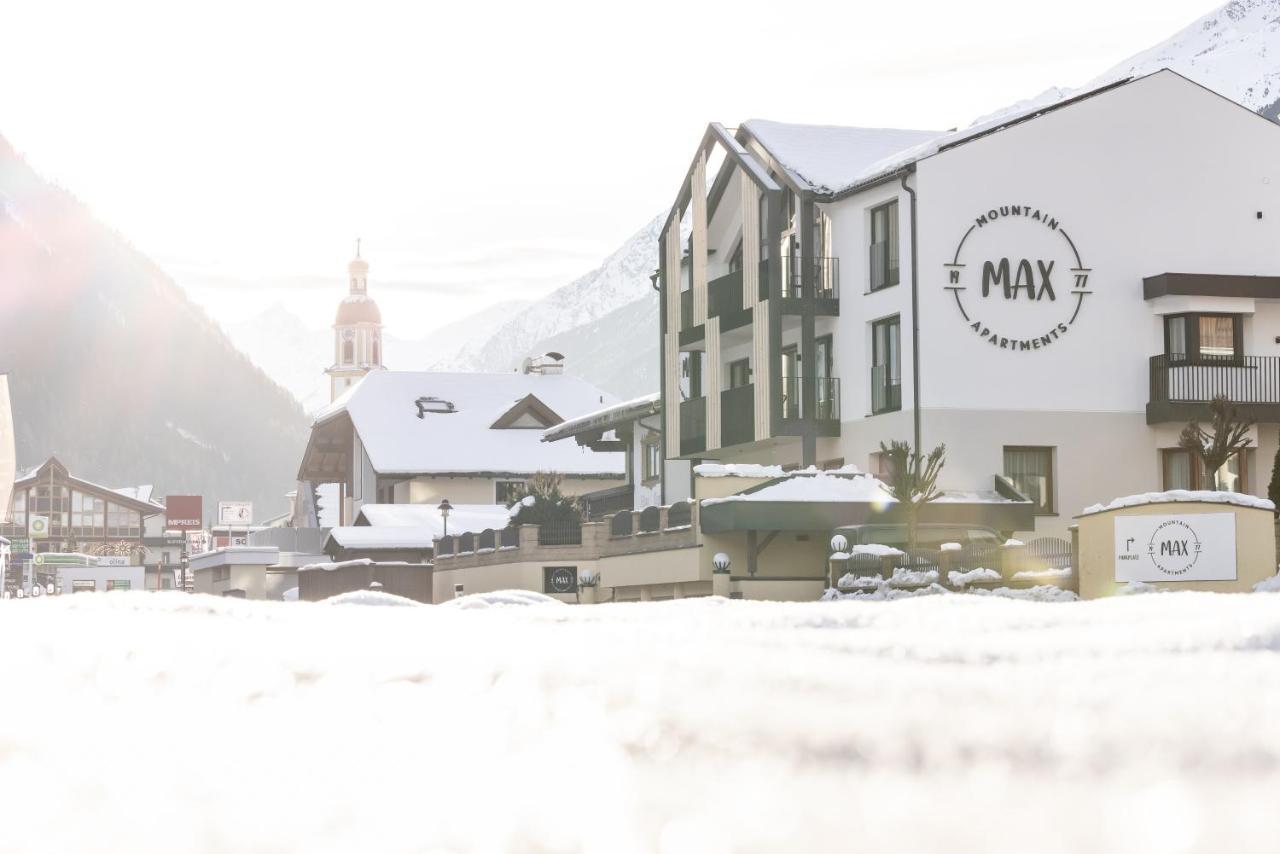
[542,393,660,444]
[311,371,625,477]
[742,121,945,195]
[324,527,436,551]
[740,73,1175,199]
[354,503,511,537]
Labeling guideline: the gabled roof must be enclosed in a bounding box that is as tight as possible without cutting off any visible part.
[13,456,165,514]
[741,122,945,195]
[737,72,1182,200]
[490,394,563,430]
[309,371,624,477]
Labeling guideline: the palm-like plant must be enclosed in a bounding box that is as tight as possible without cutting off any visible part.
[878,440,947,552]
[1178,395,1253,491]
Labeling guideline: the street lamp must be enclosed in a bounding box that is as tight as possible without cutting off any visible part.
[712,552,731,574]
[830,534,848,554]
[437,499,453,537]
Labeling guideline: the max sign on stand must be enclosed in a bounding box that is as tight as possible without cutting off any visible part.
[1113,513,1237,582]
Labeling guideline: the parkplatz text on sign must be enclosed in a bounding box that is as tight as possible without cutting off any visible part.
[1114,513,1237,582]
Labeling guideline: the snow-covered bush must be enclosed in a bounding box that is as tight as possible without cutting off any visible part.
[507,472,583,528]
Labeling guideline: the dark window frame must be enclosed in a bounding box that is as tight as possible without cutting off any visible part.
[494,479,527,505]
[727,358,752,389]
[1160,447,1250,492]
[1163,312,1243,365]
[870,315,901,415]
[642,435,662,485]
[1002,446,1055,516]
[869,199,900,292]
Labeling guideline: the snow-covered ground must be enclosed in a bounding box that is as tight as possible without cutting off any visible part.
[2,592,1279,852]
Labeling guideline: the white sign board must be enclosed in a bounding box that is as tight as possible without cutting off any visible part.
[217,501,253,525]
[1114,513,1237,582]
[28,515,49,539]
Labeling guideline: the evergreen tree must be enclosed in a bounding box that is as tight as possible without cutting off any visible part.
[1268,430,1280,512]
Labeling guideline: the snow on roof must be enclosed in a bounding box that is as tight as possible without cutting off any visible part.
[312,370,624,477]
[114,485,156,504]
[542,393,660,443]
[742,120,945,195]
[1080,490,1276,517]
[354,503,512,538]
[694,463,787,479]
[933,490,1031,505]
[299,558,375,573]
[324,527,435,550]
[743,73,1152,199]
[701,471,895,507]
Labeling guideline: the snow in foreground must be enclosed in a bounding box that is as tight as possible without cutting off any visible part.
[2,593,1280,853]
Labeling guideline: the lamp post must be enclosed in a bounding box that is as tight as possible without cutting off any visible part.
[437,499,453,538]
[712,552,731,598]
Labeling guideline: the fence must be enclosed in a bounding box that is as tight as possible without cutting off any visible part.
[1025,537,1071,570]
[537,522,582,546]
[1150,353,1280,404]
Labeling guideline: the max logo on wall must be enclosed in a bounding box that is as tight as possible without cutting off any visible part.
[944,205,1093,352]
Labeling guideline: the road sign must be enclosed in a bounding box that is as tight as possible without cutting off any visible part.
[217,501,253,526]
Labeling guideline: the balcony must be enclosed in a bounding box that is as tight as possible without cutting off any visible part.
[780,376,841,424]
[680,289,694,331]
[721,383,755,448]
[1148,354,1280,423]
[581,484,634,520]
[870,364,902,415]
[679,396,707,456]
[708,270,743,318]
[781,256,840,302]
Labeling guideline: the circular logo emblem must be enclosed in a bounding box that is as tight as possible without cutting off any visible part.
[1146,519,1201,576]
[945,205,1092,352]
[548,568,576,593]
[29,517,47,536]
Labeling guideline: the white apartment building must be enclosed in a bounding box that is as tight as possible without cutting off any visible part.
[659,69,1280,536]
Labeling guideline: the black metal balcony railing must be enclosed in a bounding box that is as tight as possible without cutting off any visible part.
[679,396,707,455]
[870,364,902,414]
[1150,354,1280,405]
[780,376,841,421]
[708,270,743,317]
[782,256,840,300]
[721,383,755,447]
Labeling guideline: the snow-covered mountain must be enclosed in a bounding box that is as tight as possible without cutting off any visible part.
[1091,0,1280,118]
[433,216,664,377]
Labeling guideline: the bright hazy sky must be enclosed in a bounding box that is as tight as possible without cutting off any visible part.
[1,0,1218,337]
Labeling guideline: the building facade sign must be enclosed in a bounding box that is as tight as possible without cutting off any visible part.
[217,501,253,526]
[165,495,204,531]
[1114,513,1237,582]
[944,205,1092,352]
[543,566,578,595]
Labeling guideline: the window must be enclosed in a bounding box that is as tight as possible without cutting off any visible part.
[495,480,526,505]
[728,358,751,389]
[1003,447,1055,515]
[815,335,834,419]
[869,200,899,291]
[871,316,901,414]
[106,580,130,592]
[642,437,662,484]
[1161,448,1249,492]
[679,351,703,400]
[728,239,743,273]
[781,345,800,418]
[342,338,354,364]
[1164,313,1241,362]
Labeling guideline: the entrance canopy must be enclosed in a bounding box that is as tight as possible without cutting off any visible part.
[699,471,1034,533]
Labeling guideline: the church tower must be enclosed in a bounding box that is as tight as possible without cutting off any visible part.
[326,240,385,401]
